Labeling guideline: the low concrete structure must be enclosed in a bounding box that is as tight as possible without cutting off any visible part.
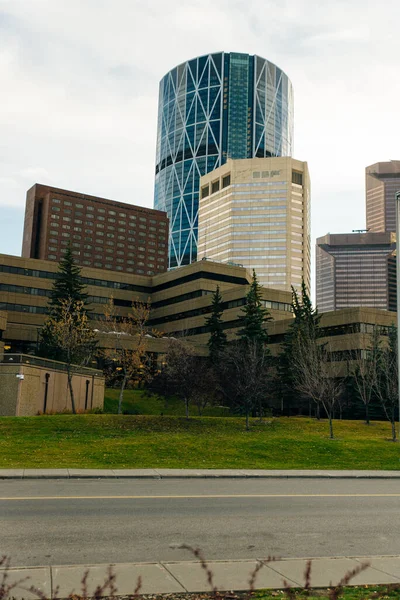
[0,354,104,416]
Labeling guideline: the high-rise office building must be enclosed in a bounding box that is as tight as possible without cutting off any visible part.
[366,161,400,233]
[154,52,294,268]
[22,184,169,276]
[316,232,396,312]
[197,157,310,292]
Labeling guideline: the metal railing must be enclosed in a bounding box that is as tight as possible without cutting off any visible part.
[0,354,102,376]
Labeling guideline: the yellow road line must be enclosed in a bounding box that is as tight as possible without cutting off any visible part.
[1,493,400,500]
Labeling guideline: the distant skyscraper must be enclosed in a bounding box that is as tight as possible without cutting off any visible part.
[316,232,396,313]
[366,161,400,233]
[197,157,310,293]
[154,52,294,268]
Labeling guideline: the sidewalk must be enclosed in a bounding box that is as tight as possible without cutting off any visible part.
[4,556,400,597]
[1,468,400,479]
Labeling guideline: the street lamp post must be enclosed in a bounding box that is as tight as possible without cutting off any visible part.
[396,191,400,440]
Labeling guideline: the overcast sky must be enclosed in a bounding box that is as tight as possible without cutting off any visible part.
[1,0,400,291]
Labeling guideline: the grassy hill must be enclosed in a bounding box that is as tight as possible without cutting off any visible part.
[0,415,399,470]
[104,388,230,417]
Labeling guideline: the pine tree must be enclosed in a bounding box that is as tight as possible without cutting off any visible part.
[237,270,271,345]
[38,247,90,360]
[205,285,227,361]
[48,245,89,317]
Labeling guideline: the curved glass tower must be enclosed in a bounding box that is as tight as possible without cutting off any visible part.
[154,52,294,268]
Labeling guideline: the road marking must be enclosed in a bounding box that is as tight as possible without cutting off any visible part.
[1,493,400,500]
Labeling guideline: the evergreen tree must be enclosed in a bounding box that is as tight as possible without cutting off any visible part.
[48,245,89,317]
[38,247,90,359]
[237,270,271,345]
[205,285,227,361]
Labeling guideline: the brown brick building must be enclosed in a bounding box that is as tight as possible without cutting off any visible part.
[22,184,169,276]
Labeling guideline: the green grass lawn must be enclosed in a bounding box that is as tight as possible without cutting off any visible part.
[103,388,230,417]
[0,415,399,469]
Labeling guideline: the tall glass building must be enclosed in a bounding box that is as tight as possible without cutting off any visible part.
[154,52,294,268]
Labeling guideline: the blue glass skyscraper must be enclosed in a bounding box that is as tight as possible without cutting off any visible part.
[154,52,294,268]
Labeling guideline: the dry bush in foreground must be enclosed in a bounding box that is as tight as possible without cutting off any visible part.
[2,549,400,600]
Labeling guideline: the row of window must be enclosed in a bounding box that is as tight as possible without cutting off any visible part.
[0,264,151,292]
[201,173,231,198]
[0,283,137,308]
[51,199,167,228]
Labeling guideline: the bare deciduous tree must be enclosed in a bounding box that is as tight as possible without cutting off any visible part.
[349,326,380,425]
[291,338,342,439]
[161,338,213,418]
[220,339,272,430]
[102,297,151,414]
[372,325,398,442]
[43,299,97,413]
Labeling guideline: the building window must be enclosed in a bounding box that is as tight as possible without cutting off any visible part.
[139,217,146,222]
[64,201,72,206]
[87,206,94,212]
[222,174,231,188]
[253,172,260,179]
[119,213,126,218]
[48,254,57,260]
[52,207,61,212]
[52,198,61,204]
[292,171,303,185]
[211,180,220,194]
[64,209,72,214]
[108,218,116,223]
[201,185,209,199]
[74,227,82,232]
[50,214,60,220]
[98,216,105,221]
[129,215,136,220]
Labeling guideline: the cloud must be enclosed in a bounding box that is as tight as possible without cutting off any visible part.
[0,0,400,293]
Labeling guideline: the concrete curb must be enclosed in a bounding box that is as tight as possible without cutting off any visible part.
[3,555,400,597]
[1,468,400,479]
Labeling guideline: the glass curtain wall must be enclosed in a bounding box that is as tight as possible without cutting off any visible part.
[154,52,294,268]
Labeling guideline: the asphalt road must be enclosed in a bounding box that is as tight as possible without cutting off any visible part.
[2,478,400,567]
